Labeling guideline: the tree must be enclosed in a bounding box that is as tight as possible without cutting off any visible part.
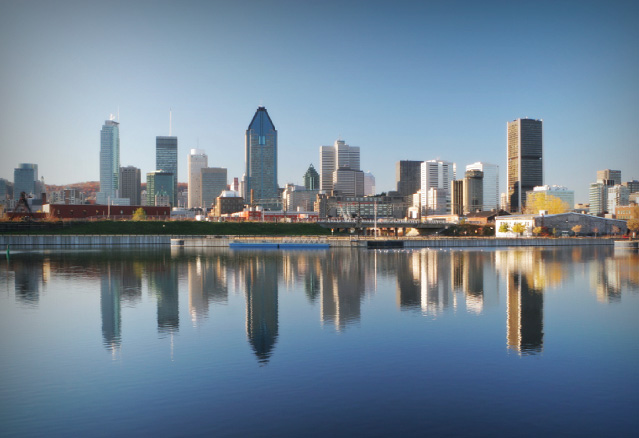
[498,222,510,233]
[533,226,543,236]
[524,193,570,215]
[612,225,621,236]
[592,227,599,237]
[512,222,526,236]
[571,225,582,236]
[132,208,147,221]
[627,219,639,239]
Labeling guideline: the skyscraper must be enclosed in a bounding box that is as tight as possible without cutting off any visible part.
[466,162,499,211]
[156,136,178,206]
[244,106,278,207]
[146,171,174,207]
[364,172,376,196]
[463,169,483,213]
[14,163,38,197]
[597,169,621,186]
[201,167,227,210]
[396,160,423,197]
[507,118,543,213]
[420,160,456,215]
[320,139,361,193]
[119,166,141,205]
[188,149,208,209]
[97,119,120,205]
[303,164,320,190]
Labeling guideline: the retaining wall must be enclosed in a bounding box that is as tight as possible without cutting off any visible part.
[0,235,171,246]
[0,235,616,248]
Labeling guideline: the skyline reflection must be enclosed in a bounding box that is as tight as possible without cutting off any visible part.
[2,246,637,361]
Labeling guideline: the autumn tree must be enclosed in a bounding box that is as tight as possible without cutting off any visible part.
[533,226,543,236]
[132,208,147,221]
[627,219,639,239]
[511,222,526,236]
[524,193,570,215]
[498,222,510,233]
[571,225,582,236]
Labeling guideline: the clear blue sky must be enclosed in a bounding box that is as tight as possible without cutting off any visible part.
[1,0,637,203]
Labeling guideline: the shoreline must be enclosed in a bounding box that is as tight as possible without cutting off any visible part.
[0,234,618,249]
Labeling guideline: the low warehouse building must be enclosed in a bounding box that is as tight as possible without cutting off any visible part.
[496,212,627,237]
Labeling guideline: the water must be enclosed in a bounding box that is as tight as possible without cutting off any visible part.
[1,246,637,437]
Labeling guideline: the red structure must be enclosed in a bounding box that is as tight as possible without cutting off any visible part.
[43,204,171,219]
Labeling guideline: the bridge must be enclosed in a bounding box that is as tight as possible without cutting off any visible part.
[317,218,451,236]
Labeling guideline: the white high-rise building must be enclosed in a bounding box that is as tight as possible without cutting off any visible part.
[420,160,456,214]
[607,185,630,214]
[97,117,121,205]
[466,162,499,211]
[320,139,360,193]
[188,149,208,209]
[364,172,376,196]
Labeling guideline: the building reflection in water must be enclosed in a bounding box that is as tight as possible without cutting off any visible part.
[188,255,229,325]
[148,256,179,336]
[100,263,122,351]
[241,253,279,364]
[12,256,46,306]
[320,251,365,331]
[100,260,143,351]
[498,250,544,355]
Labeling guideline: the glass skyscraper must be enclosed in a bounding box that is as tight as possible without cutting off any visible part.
[97,119,120,204]
[244,107,278,208]
[156,136,178,206]
[507,118,543,213]
[14,163,38,197]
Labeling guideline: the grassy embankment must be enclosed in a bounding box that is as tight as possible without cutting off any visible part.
[1,220,333,236]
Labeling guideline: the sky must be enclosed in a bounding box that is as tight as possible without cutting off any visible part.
[1,0,638,203]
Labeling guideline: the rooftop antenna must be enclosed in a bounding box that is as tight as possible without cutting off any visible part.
[169,108,172,136]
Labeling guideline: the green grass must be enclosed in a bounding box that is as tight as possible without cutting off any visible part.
[2,220,333,236]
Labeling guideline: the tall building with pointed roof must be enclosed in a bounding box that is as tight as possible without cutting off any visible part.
[244,106,278,208]
[303,164,320,190]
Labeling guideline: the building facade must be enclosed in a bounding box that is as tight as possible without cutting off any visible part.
[14,164,37,197]
[589,182,607,215]
[146,171,174,207]
[607,185,630,214]
[282,184,318,212]
[156,136,178,206]
[396,160,423,197]
[320,139,360,193]
[597,169,621,186]
[466,162,499,211]
[420,160,456,215]
[201,167,227,210]
[363,172,375,196]
[119,166,141,206]
[244,106,278,208]
[303,164,320,190]
[507,118,543,212]
[97,119,120,204]
[464,170,484,214]
[622,180,639,194]
[188,149,208,209]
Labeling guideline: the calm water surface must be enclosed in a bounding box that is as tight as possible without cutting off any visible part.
[1,246,638,437]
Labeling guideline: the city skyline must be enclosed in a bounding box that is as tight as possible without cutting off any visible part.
[1,1,638,203]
